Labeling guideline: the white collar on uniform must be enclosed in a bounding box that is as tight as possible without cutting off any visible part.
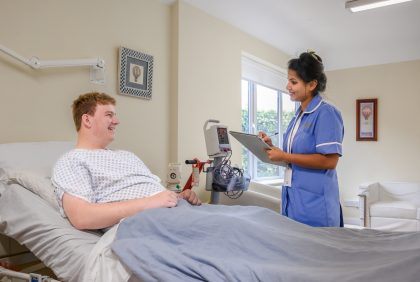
[296,94,323,116]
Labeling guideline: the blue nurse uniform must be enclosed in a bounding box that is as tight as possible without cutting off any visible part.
[281,94,344,227]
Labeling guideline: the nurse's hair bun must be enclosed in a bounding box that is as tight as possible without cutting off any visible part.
[306,50,323,64]
[288,50,327,93]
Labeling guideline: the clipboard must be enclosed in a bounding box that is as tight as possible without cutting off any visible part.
[229,131,287,167]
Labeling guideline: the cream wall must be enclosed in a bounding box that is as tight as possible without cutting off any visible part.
[3,0,418,218]
[327,60,420,218]
[172,1,420,217]
[0,0,171,176]
[0,0,289,201]
[173,1,289,200]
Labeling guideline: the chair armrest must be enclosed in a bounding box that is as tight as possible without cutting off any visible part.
[358,182,380,228]
[359,182,380,202]
[358,193,366,227]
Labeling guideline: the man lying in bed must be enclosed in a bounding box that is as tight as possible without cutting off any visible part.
[52,92,201,230]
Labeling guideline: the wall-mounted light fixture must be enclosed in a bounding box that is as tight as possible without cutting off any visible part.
[345,0,413,12]
[0,44,105,84]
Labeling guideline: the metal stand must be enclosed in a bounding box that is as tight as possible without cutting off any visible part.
[184,155,248,205]
[205,157,223,204]
[209,191,220,204]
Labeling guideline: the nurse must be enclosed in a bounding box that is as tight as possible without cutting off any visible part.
[260,51,344,227]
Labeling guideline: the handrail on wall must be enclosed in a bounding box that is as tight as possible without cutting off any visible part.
[0,43,105,84]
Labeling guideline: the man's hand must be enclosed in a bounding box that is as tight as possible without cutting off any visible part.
[179,189,202,206]
[148,190,179,208]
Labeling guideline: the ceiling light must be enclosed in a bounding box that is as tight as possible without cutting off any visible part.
[345,0,413,12]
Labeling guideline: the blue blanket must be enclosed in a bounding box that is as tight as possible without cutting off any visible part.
[112,200,420,282]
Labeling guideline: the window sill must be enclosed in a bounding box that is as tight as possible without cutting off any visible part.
[249,179,283,199]
[255,178,283,187]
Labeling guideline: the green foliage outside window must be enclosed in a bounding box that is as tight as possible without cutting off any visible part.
[241,109,295,178]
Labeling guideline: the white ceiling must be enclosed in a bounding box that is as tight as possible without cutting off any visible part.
[163,0,420,70]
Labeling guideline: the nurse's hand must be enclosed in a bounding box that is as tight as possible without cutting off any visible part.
[265,146,287,162]
[258,131,273,147]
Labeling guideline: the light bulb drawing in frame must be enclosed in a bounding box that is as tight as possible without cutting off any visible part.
[130,64,144,84]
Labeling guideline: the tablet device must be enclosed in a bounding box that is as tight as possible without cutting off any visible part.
[229,131,287,167]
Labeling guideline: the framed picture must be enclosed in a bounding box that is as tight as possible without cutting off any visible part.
[118,47,153,99]
[356,98,378,141]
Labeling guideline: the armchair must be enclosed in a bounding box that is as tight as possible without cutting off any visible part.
[359,182,420,232]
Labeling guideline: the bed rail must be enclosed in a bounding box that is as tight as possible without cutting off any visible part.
[0,266,60,282]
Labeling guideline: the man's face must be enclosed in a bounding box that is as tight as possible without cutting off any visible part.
[89,103,119,145]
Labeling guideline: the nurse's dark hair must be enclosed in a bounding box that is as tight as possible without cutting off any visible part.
[288,51,327,94]
[72,92,116,132]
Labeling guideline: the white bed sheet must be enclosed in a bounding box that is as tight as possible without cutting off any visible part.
[81,222,133,282]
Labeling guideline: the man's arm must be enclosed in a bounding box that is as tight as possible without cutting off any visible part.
[63,190,179,230]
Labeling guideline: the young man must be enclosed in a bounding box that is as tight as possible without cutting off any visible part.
[52,92,201,230]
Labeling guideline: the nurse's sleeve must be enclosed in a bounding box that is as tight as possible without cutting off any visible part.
[314,106,344,156]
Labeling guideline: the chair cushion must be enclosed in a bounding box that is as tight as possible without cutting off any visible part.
[370,217,418,232]
[370,201,417,220]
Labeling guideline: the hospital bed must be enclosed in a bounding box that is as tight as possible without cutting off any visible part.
[1,141,420,282]
[0,141,133,281]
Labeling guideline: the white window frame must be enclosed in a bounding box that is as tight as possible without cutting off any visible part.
[241,52,289,183]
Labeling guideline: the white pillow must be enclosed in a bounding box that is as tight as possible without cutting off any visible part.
[0,141,74,178]
[0,141,74,210]
[0,168,59,210]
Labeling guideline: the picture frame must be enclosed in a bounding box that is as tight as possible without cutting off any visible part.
[118,47,153,99]
[356,98,378,141]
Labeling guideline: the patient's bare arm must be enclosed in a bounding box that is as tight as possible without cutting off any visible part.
[63,190,179,230]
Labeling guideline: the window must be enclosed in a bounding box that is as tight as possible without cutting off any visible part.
[241,54,295,180]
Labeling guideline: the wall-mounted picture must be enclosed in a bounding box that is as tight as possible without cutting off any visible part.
[356,98,378,141]
[118,47,153,99]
